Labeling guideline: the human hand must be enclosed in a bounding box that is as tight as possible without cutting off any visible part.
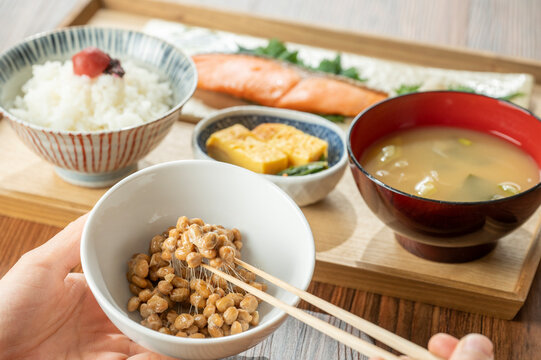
[426,333,494,360]
[369,332,493,360]
[0,214,175,360]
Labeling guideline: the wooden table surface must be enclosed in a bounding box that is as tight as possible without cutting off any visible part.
[1,0,540,358]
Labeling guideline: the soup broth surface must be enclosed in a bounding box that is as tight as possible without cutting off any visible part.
[361,126,540,202]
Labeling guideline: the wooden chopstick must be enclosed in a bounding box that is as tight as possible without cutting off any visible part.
[201,263,401,360]
[234,259,442,360]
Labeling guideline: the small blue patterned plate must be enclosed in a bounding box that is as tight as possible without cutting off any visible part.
[192,106,348,206]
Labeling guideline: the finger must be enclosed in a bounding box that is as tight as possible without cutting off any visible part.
[26,213,88,278]
[450,334,494,360]
[371,333,458,360]
[89,352,128,360]
[99,334,177,360]
[428,333,460,358]
[64,272,90,296]
[126,341,177,360]
[127,352,178,360]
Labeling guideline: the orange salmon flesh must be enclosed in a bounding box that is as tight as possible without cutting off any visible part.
[193,54,387,117]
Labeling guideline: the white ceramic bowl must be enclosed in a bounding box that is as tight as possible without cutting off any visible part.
[81,160,315,360]
[192,106,348,206]
[0,27,197,187]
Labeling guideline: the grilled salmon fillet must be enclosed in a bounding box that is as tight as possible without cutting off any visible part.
[194,54,301,107]
[192,53,387,117]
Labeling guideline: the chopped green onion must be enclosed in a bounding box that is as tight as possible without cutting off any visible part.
[379,145,400,163]
[498,182,521,195]
[415,176,437,197]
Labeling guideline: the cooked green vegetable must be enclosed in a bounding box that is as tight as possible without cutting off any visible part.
[395,84,422,95]
[277,161,329,176]
[319,114,346,123]
[457,174,496,201]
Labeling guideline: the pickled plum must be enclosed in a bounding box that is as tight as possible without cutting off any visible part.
[72,47,110,77]
[72,47,125,78]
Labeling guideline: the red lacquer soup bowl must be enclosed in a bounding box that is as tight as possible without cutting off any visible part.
[347,91,541,263]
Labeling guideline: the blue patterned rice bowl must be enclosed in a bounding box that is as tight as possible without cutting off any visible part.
[0,26,197,187]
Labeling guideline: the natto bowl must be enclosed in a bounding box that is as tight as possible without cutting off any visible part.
[192,106,348,206]
[81,160,315,359]
[347,91,541,263]
[0,26,197,187]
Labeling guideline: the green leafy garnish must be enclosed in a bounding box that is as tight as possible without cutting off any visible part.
[238,38,304,66]
[315,55,341,74]
[448,85,525,103]
[448,84,478,93]
[340,67,364,81]
[498,92,524,102]
[277,161,329,176]
[313,54,366,82]
[319,114,346,123]
[259,38,289,57]
[238,39,366,81]
[395,84,422,95]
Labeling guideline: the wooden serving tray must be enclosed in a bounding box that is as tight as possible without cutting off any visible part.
[2,0,541,319]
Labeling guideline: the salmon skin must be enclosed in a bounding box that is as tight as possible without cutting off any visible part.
[192,53,387,117]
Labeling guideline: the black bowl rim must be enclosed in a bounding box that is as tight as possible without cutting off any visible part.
[346,90,541,206]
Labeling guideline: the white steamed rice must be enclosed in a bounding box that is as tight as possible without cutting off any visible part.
[10,60,173,131]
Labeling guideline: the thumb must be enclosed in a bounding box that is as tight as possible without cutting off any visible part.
[450,334,494,360]
[22,213,88,278]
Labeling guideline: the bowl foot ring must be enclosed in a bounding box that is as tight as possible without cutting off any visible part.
[54,164,138,188]
[395,233,497,263]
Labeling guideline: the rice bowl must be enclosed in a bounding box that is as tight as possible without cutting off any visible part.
[0,26,197,187]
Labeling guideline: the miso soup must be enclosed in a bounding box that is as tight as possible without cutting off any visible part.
[361,126,540,202]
